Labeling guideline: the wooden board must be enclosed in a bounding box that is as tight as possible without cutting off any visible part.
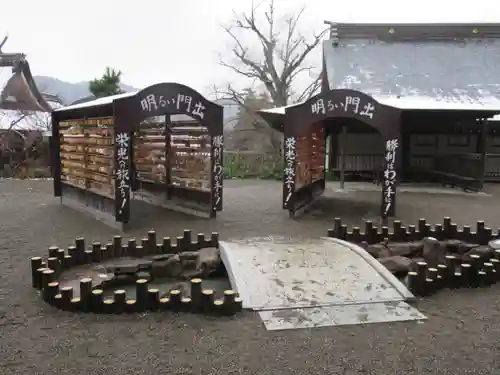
[133,124,212,191]
[59,119,115,199]
[134,127,166,184]
[170,126,211,191]
[295,123,325,189]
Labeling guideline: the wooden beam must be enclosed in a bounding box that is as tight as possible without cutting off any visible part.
[339,125,346,189]
[477,119,489,189]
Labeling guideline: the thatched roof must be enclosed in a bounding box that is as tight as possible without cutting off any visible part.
[0,58,53,112]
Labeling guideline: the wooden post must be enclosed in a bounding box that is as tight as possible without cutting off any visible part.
[381,136,400,220]
[339,125,346,189]
[51,113,62,197]
[210,131,223,214]
[283,135,297,211]
[477,119,488,189]
[165,114,172,200]
[401,130,410,181]
[130,124,138,192]
[325,133,331,171]
[329,128,338,177]
[113,122,131,225]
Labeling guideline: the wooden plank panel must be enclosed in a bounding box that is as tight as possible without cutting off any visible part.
[59,119,115,199]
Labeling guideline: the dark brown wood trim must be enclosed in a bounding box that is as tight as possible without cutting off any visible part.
[327,22,500,41]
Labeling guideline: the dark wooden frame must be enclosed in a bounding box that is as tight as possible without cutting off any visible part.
[283,88,402,219]
[491,133,500,147]
[52,83,224,229]
[447,134,470,147]
[414,134,438,147]
[326,22,500,42]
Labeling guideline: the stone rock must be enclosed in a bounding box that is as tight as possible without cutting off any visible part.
[152,254,174,262]
[411,257,426,267]
[179,269,204,280]
[151,260,170,279]
[213,260,227,277]
[366,244,390,259]
[442,239,462,254]
[387,241,423,257]
[178,251,199,261]
[137,261,153,271]
[488,239,500,249]
[114,273,136,286]
[103,265,116,273]
[464,245,494,262]
[86,266,115,289]
[181,259,197,270]
[378,256,413,275]
[98,276,116,290]
[165,254,183,278]
[457,242,479,255]
[114,264,137,275]
[196,247,224,277]
[422,237,446,266]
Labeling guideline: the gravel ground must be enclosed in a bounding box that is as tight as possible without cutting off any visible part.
[2,179,500,375]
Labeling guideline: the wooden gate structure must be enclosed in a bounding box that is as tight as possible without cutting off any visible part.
[51,83,224,230]
[259,88,500,221]
[282,89,402,219]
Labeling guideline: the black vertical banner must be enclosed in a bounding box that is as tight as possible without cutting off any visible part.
[114,125,131,223]
[381,137,399,218]
[211,134,223,212]
[283,136,297,210]
[130,127,137,191]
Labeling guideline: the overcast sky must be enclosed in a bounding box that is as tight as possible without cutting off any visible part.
[2,0,499,96]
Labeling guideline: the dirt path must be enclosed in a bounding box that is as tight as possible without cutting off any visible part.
[1,179,500,374]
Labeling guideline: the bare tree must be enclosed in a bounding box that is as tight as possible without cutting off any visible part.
[214,0,327,153]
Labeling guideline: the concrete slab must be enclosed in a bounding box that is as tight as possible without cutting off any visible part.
[220,236,414,310]
[133,190,213,218]
[259,301,426,331]
[220,236,425,330]
[326,182,490,196]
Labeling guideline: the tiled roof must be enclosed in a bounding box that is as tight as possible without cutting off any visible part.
[323,23,500,108]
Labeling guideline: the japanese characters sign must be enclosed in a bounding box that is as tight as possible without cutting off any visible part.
[115,132,130,217]
[382,138,398,217]
[212,135,223,211]
[310,95,376,119]
[283,136,297,208]
[140,93,206,121]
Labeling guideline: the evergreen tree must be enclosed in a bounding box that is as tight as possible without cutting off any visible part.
[89,67,124,98]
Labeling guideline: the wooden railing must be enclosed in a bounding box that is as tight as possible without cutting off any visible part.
[333,154,384,172]
[410,154,435,170]
[434,153,483,181]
